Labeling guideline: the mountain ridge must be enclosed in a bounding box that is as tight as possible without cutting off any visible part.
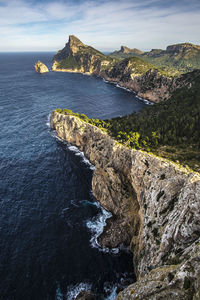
[110,42,200,73]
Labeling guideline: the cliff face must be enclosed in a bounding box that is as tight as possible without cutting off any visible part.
[50,111,200,299]
[101,66,197,103]
[34,61,49,73]
[101,64,175,103]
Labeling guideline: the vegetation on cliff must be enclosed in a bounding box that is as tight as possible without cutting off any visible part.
[53,35,115,72]
[103,56,172,78]
[56,70,200,172]
[110,43,200,75]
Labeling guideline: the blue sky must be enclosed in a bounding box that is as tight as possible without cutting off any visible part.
[0,0,200,52]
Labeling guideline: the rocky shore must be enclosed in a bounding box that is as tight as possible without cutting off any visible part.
[50,110,200,299]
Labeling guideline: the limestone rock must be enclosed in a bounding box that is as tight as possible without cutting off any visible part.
[50,111,200,299]
[117,240,200,299]
[34,61,49,73]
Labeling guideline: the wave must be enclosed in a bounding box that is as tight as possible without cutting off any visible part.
[102,77,153,105]
[50,129,95,171]
[86,201,119,254]
[104,283,118,300]
[46,113,51,127]
[115,83,131,93]
[66,282,92,300]
[135,95,153,105]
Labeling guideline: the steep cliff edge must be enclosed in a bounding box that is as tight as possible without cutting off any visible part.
[34,61,49,73]
[50,110,200,299]
[100,60,195,103]
[52,36,197,103]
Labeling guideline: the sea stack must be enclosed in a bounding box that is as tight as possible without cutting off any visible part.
[34,61,49,73]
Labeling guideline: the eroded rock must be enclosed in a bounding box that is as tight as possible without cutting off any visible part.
[34,61,49,73]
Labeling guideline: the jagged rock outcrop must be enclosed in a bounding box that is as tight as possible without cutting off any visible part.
[34,61,49,73]
[50,110,200,299]
[52,35,114,74]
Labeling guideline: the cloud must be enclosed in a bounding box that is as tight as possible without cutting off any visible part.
[0,0,199,51]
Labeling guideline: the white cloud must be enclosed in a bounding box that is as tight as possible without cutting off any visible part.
[0,0,199,51]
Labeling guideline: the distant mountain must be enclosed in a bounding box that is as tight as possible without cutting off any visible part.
[142,43,200,73]
[110,45,144,57]
[110,42,200,74]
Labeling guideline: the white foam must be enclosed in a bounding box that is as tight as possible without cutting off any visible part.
[115,83,131,93]
[86,202,119,254]
[104,283,118,300]
[55,284,64,300]
[66,282,92,300]
[50,131,95,171]
[101,78,154,104]
[46,113,51,127]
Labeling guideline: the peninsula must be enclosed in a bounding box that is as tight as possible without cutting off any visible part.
[51,35,200,102]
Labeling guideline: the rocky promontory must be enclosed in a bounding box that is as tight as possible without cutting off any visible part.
[51,36,197,102]
[35,61,49,73]
[50,110,200,299]
[52,35,114,74]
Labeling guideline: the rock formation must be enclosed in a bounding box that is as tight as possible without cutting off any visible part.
[50,110,200,299]
[34,61,49,73]
[52,35,114,74]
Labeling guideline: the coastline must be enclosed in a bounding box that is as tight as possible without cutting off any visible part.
[51,67,154,105]
[50,110,200,299]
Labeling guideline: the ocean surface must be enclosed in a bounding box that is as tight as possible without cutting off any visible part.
[0,53,146,300]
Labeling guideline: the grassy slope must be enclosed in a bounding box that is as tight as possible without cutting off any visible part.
[104,56,173,78]
[56,45,115,70]
[56,70,200,172]
[143,52,200,74]
[110,50,200,75]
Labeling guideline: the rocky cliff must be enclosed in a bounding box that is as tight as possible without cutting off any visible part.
[100,60,196,103]
[51,36,198,103]
[52,35,115,74]
[50,110,200,299]
[34,61,49,73]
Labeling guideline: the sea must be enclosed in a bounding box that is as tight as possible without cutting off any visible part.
[0,52,147,300]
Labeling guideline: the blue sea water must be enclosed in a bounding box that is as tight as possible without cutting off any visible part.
[0,53,146,300]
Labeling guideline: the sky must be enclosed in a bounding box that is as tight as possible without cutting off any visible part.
[0,0,200,52]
